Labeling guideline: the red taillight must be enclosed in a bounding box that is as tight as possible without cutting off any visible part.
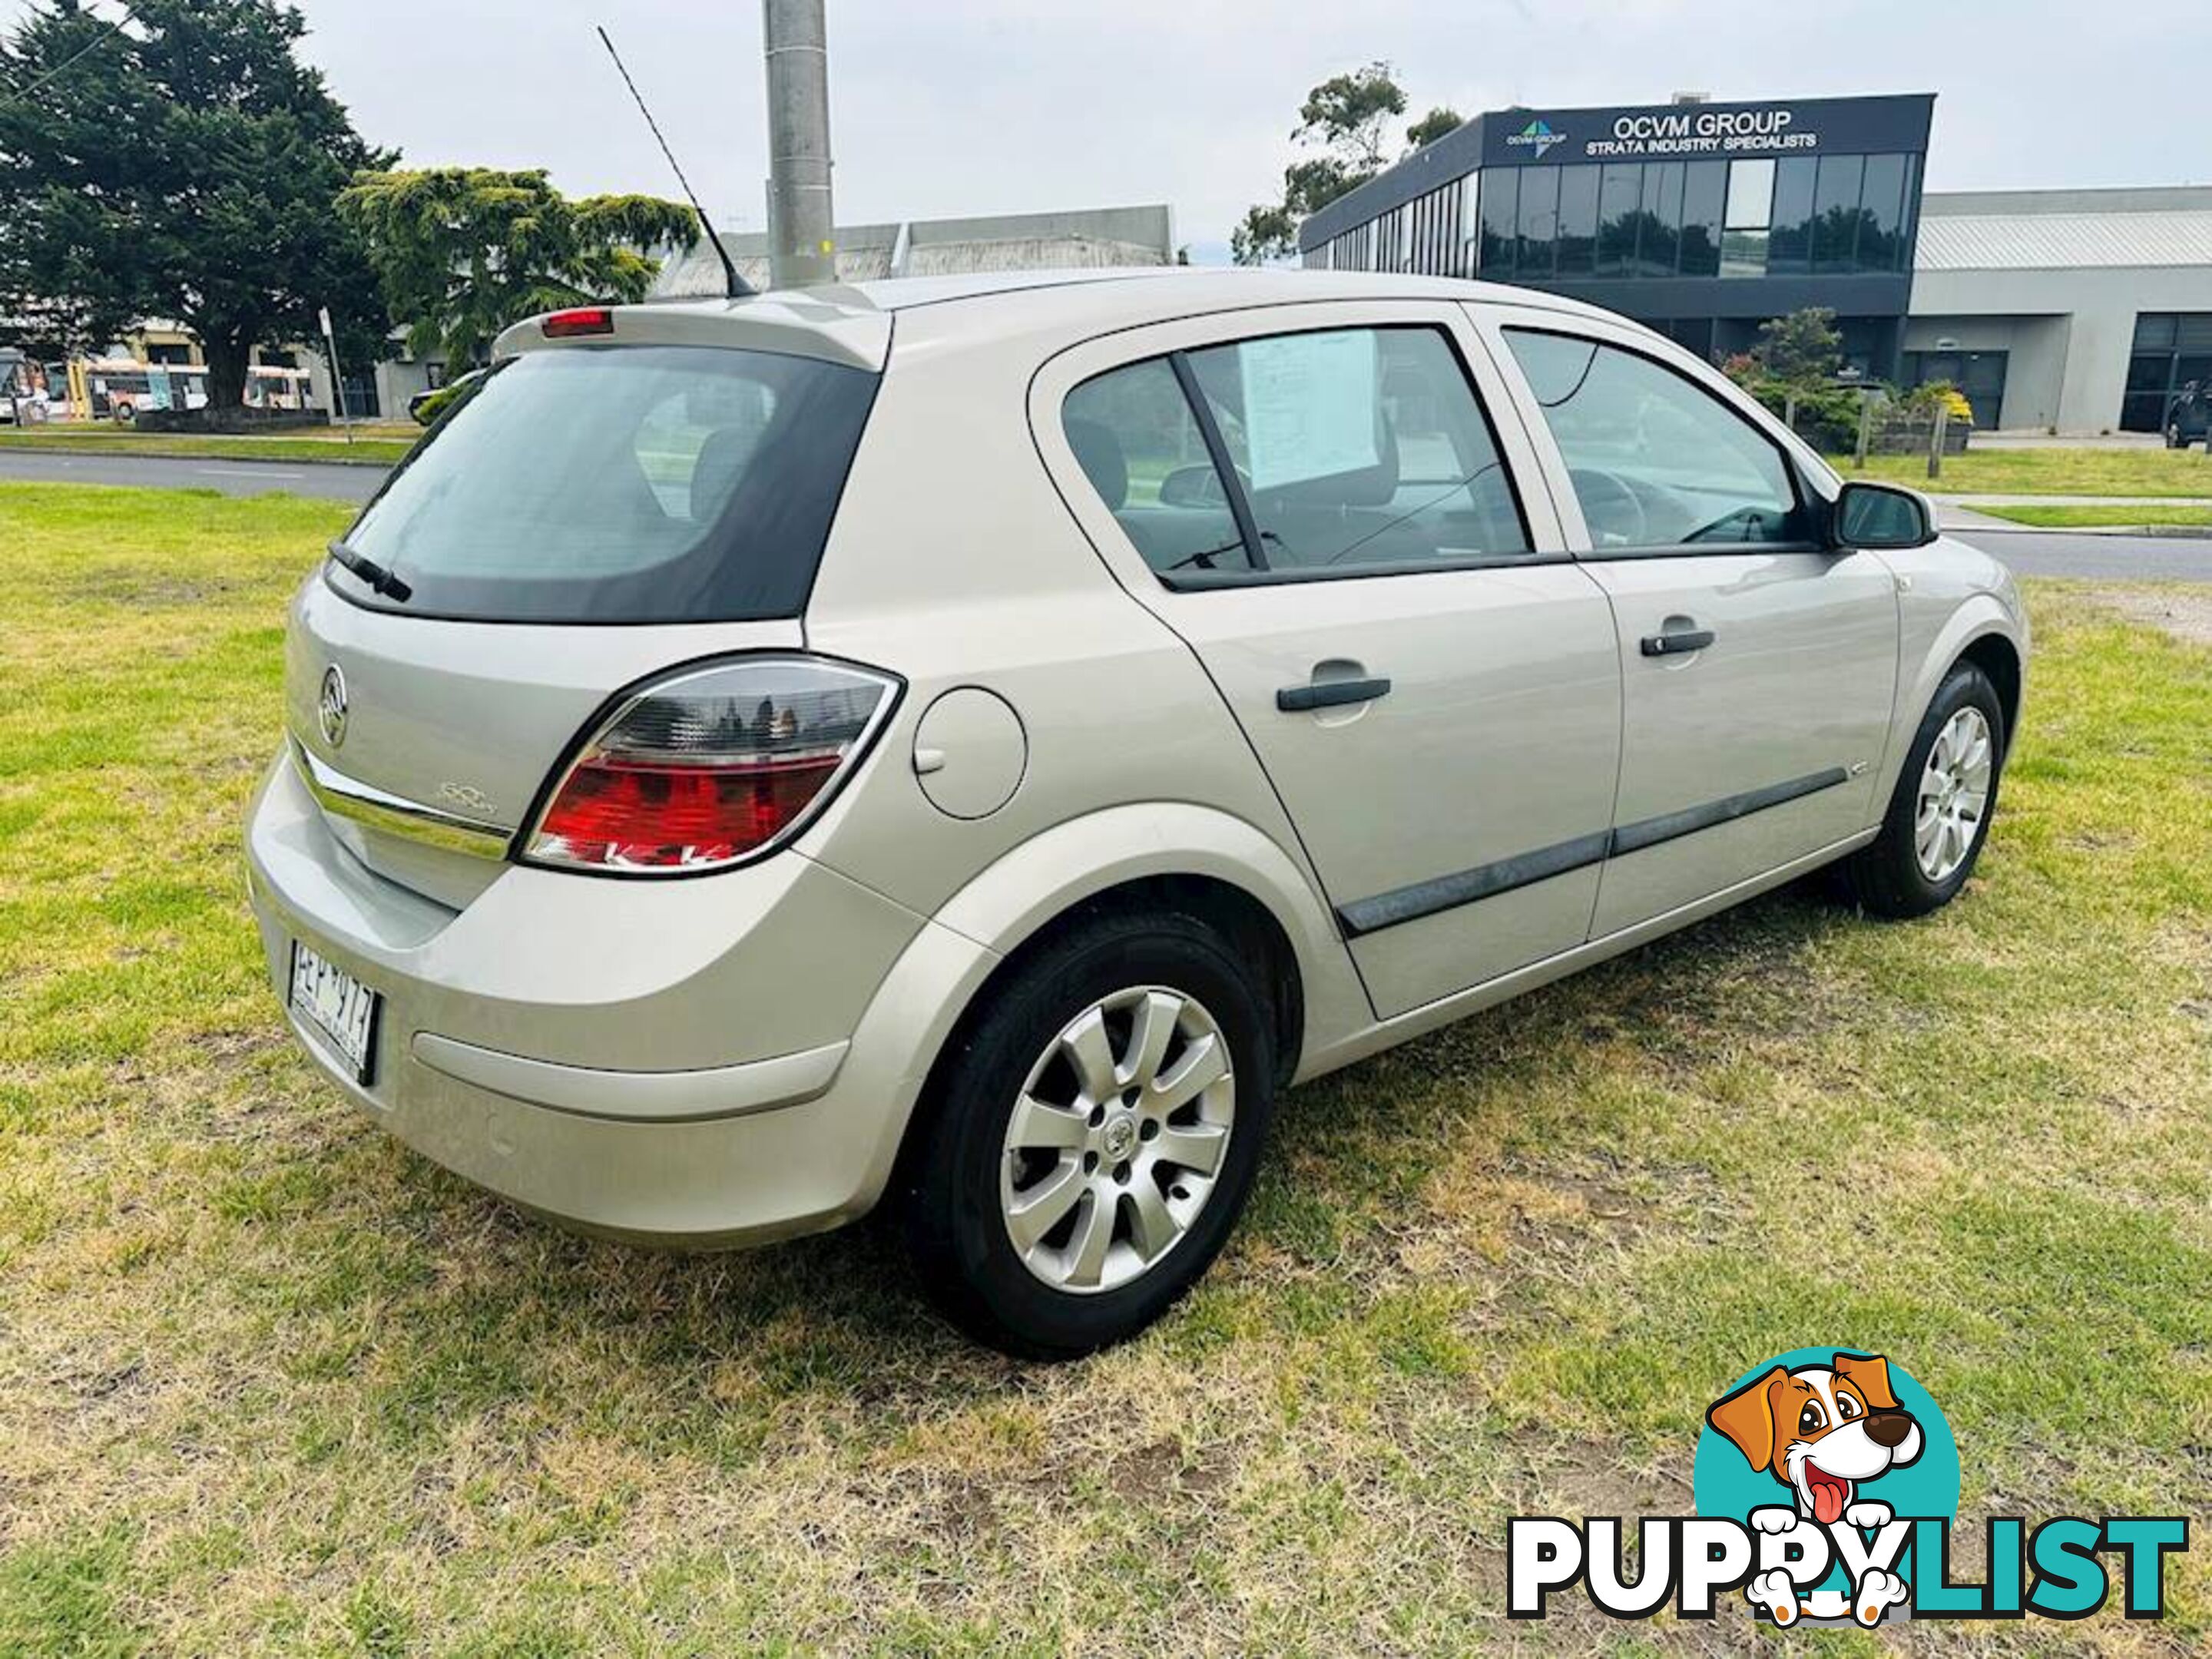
[541,306,615,339]
[525,657,898,874]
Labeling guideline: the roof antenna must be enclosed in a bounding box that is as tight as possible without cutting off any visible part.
[596,25,752,299]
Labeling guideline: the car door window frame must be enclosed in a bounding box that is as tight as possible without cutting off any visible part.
[1047,310,1558,593]
[1166,351,1273,575]
[1475,306,1839,562]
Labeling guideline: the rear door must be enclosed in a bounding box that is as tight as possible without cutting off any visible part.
[1480,306,1899,938]
[1035,301,1623,1021]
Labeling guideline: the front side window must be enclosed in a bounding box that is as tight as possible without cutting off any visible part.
[1062,326,1531,583]
[1505,329,1810,551]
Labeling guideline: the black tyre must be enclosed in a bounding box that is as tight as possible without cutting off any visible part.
[902,909,1276,1359]
[1844,661,2006,918]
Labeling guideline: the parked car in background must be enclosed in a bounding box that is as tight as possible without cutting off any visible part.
[247,270,2028,1356]
[0,347,27,421]
[2165,380,2210,449]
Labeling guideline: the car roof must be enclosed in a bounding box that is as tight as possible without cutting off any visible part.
[667,266,1620,336]
[495,267,1628,373]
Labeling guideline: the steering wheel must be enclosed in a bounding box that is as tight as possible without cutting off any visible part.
[1568,467,1650,548]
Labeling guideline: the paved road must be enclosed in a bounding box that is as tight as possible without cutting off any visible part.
[1949,526,2212,582]
[0,447,388,503]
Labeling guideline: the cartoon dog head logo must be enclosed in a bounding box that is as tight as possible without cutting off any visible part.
[1707,1352,1925,1526]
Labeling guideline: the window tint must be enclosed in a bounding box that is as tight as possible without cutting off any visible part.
[1505,330,1809,551]
[1677,161,1726,276]
[1457,174,1482,276]
[1062,327,1531,582]
[1555,165,1601,276]
[1767,156,1818,273]
[1061,356,1252,576]
[2120,311,2212,432]
[1858,153,1909,271]
[1637,162,1684,276]
[1596,164,1642,276]
[339,346,876,623]
[1516,167,1560,278]
[1479,167,1520,277]
[1812,154,1867,273]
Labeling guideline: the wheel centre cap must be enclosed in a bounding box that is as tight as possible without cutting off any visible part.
[1101,1113,1138,1161]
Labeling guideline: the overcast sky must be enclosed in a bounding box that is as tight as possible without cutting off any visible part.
[15,0,2212,261]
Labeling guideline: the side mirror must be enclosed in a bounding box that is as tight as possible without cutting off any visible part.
[1158,465,1227,509]
[1833,481,1936,550]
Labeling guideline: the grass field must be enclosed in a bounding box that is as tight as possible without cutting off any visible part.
[0,423,416,466]
[2,482,2209,1654]
[1830,446,2212,498]
[1976,502,2212,530]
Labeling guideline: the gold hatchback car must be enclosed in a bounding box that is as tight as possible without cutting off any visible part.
[247,269,2026,1355]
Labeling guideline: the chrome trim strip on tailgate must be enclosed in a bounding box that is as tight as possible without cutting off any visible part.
[289,737,515,860]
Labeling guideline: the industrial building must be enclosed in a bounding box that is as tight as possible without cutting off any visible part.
[651,203,1177,297]
[1907,187,2212,434]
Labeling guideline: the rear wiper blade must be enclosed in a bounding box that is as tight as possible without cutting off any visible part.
[326,538,412,602]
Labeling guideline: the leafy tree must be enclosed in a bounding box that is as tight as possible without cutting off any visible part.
[1405,107,1465,152]
[1234,65,1460,265]
[1754,306,1844,388]
[1229,207,1300,267]
[337,169,698,369]
[1294,63,1407,169]
[0,0,393,407]
[1726,311,1859,448]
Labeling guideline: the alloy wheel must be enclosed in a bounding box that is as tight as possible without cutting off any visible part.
[1914,705,1993,884]
[998,985,1236,1294]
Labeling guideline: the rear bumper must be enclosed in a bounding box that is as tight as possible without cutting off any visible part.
[245,751,994,1247]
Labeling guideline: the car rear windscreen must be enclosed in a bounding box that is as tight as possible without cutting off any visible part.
[334,345,877,624]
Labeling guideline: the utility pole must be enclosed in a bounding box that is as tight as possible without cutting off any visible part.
[319,306,353,444]
[763,0,836,289]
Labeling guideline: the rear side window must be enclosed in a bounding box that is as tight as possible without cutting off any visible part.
[1503,329,1809,550]
[1061,326,1531,585]
[1062,356,1253,576]
[336,345,876,623]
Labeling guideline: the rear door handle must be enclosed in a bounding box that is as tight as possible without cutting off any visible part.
[1277,677,1392,713]
[1640,628,1715,657]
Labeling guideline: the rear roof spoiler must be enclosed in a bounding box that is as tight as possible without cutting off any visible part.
[495,296,892,373]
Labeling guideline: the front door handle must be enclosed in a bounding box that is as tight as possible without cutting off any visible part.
[1640,627,1716,657]
[1277,676,1392,713]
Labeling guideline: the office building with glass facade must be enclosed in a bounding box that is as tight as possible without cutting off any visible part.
[1300,94,1933,378]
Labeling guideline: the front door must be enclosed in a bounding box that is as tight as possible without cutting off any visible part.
[1488,315,1900,938]
[1038,303,1623,1019]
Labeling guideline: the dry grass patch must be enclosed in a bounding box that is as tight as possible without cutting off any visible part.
[2081,584,2212,649]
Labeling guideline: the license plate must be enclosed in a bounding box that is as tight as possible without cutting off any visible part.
[289,940,380,1084]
